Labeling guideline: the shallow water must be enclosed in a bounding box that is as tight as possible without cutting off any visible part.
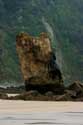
[0,112,83,125]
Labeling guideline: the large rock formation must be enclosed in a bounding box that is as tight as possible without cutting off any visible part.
[16,32,63,93]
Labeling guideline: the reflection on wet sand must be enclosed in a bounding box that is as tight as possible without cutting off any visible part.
[0,112,83,125]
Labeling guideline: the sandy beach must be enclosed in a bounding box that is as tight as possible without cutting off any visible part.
[0,100,83,113]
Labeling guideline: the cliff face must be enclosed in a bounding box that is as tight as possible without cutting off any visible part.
[16,32,63,92]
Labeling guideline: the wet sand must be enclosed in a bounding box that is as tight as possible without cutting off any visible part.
[0,100,83,125]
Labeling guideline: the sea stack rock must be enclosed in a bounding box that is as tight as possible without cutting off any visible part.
[16,32,63,93]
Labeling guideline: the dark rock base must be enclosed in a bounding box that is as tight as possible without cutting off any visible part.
[25,82,64,95]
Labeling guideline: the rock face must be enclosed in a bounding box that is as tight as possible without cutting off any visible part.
[16,32,63,92]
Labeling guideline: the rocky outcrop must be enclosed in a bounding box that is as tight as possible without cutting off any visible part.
[0,81,83,101]
[16,32,63,92]
[5,81,83,101]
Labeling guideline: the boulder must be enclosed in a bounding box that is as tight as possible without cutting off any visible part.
[16,32,63,92]
[56,94,73,101]
[64,90,76,98]
[68,81,83,97]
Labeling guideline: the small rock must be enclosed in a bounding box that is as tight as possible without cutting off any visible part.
[56,94,73,101]
[45,91,54,97]
[26,90,39,96]
[0,93,8,99]
[75,97,83,101]
[10,90,40,100]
